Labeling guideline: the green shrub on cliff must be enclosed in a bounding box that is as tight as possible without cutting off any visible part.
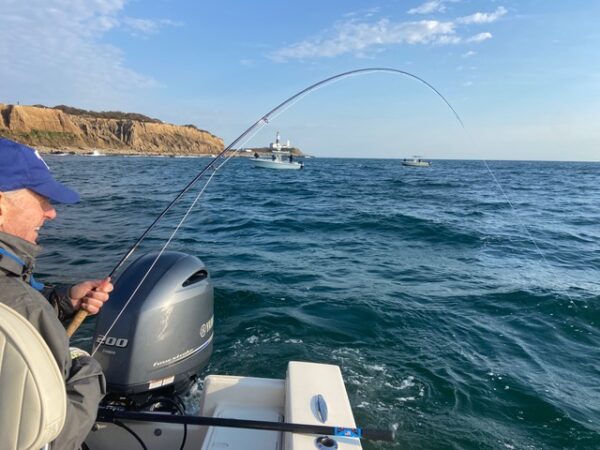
[52,105,163,123]
[0,129,78,148]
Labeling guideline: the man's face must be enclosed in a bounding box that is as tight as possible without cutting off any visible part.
[0,189,57,244]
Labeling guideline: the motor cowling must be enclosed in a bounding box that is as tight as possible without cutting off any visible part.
[93,251,213,400]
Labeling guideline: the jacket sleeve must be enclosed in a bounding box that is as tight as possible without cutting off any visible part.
[11,289,105,450]
[52,355,107,450]
[42,283,77,325]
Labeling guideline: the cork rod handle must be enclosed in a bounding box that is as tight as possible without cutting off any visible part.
[66,310,89,337]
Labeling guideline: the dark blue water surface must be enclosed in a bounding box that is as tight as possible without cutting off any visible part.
[39,156,599,449]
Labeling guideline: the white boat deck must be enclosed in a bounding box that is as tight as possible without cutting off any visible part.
[199,375,284,450]
[85,361,362,450]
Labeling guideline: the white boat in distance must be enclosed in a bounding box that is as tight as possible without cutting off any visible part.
[402,156,431,167]
[253,132,304,170]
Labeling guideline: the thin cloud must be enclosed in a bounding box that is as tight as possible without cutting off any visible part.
[0,0,174,109]
[270,6,506,62]
[462,50,477,58]
[408,1,447,15]
[123,17,182,36]
[269,19,457,61]
[365,7,382,17]
[344,7,381,19]
[436,35,461,45]
[458,7,507,25]
[466,32,492,43]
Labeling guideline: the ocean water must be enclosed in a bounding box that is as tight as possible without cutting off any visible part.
[37,155,599,450]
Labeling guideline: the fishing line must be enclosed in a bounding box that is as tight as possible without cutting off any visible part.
[115,67,462,271]
[213,122,269,171]
[268,77,581,311]
[90,124,268,352]
[91,163,220,355]
[72,68,471,340]
[449,119,581,312]
[415,97,583,317]
[65,67,579,449]
[479,157,579,309]
[70,68,464,338]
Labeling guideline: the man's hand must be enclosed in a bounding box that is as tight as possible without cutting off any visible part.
[69,277,113,315]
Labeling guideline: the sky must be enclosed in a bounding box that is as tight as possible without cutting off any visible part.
[1,0,599,160]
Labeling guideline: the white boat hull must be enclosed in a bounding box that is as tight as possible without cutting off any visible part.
[253,159,303,170]
[402,161,431,167]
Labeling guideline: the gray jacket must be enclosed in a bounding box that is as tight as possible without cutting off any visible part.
[0,231,106,450]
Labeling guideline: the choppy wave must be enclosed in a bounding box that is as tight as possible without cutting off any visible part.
[40,156,600,449]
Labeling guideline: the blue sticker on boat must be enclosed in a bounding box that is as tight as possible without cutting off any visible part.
[334,427,362,438]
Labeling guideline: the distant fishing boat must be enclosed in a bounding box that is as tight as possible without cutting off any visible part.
[402,156,431,167]
[252,132,304,170]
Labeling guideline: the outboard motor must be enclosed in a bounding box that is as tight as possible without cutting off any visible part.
[92,251,213,409]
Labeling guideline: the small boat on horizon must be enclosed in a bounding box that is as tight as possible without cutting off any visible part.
[402,156,431,167]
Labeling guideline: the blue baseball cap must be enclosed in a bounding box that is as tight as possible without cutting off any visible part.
[0,138,80,204]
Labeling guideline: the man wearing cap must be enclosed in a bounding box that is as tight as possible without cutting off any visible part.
[0,137,113,450]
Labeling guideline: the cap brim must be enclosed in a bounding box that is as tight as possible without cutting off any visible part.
[30,179,80,204]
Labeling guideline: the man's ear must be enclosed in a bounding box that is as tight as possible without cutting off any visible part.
[0,192,7,228]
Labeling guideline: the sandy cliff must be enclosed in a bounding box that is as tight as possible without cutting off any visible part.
[0,104,224,155]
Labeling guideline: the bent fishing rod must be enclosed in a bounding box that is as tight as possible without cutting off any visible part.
[66,67,465,338]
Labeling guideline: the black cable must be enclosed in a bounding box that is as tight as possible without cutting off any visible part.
[158,396,187,450]
[136,396,188,450]
[180,421,188,450]
[159,396,187,450]
[114,419,148,450]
